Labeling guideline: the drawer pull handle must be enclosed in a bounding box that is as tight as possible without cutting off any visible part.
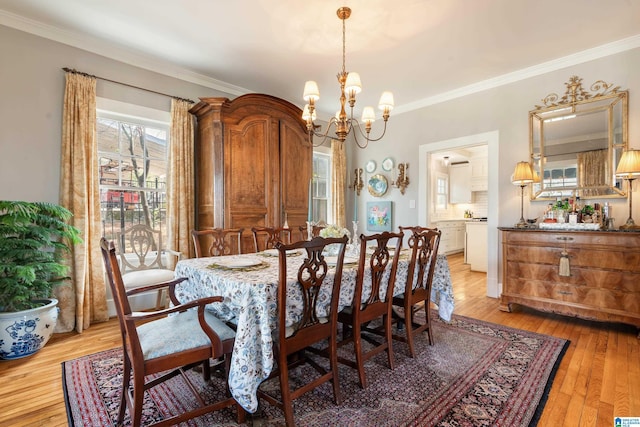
[557,290,573,295]
[557,237,573,277]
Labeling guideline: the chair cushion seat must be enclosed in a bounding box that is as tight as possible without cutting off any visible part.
[137,310,235,360]
[122,269,175,289]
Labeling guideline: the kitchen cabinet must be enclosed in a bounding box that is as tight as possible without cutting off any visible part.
[470,156,488,192]
[499,228,640,332]
[190,94,312,251]
[465,222,487,272]
[436,220,465,254]
[449,163,471,203]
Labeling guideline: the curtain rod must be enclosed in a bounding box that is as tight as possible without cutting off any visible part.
[62,67,195,104]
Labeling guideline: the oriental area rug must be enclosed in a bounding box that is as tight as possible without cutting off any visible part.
[63,314,568,427]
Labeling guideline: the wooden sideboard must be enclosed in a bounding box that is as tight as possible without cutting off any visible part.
[189,94,311,250]
[499,228,640,332]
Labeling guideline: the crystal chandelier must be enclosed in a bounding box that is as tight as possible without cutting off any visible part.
[302,6,394,148]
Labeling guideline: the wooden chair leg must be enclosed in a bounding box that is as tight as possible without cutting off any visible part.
[117,357,131,425]
[131,374,146,427]
[279,365,295,427]
[405,305,416,358]
[384,314,395,370]
[329,339,342,405]
[353,325,367,389]
[423,302,433,345]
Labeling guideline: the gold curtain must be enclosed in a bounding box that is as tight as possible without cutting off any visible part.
[331,140,346,227]
[167,99,196,263]
[577,149,608,197]
[58,71,108,333]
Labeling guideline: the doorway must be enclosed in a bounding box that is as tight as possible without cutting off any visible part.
[418,131,500,298]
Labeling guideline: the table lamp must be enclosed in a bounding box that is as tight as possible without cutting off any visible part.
[512,161,535,228]
[615,149,640,230]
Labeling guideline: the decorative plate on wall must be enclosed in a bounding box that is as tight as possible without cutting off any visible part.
[365,160,377,173]
[368,174,388,197]
[382,157,394,172]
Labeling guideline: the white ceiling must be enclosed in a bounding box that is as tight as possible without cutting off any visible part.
[1,0,640,118]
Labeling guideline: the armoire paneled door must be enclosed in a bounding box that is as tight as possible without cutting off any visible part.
[190,94,312,251]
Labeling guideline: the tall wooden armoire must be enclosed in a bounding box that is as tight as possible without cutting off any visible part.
[189,94,312,251]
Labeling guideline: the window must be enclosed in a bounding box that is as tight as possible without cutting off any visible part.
[97,105,170,244]
[435,173,448,212]
[312,151,332,224]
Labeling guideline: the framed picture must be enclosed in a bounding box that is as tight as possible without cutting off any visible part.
[366,201,392,232]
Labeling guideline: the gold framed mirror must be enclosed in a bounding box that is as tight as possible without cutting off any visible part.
[529,76,628,200]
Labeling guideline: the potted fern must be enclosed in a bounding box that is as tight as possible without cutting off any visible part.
[0,201,82,359]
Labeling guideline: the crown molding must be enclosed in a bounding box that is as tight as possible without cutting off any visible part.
[394,34,640,115]
[0,9,249,97]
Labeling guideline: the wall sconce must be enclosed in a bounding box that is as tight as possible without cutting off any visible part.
[392,162,410,194]
[349,167,364,195]
[442,156,450,167]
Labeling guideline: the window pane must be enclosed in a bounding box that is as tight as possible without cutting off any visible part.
[312,151,332,223]
[98,113,169,241]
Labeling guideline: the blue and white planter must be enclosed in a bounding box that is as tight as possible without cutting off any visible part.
[0,298,59,360]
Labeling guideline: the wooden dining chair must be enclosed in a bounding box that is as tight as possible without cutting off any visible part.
[100,238,245,427]
[191,228,244,257]
[297,224,325,241]
[393,226,442,357]
[251,226,292,252]
[115,224,181,310]
[337,231,403,389]
[257,235,349,427]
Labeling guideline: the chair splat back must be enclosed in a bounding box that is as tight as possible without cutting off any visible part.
[191,228,244,257]
[251,226,292,252]
[402,226,441,300]
[117,224,166,272]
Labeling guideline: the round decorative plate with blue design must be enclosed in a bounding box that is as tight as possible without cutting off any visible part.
[368,174,388,197]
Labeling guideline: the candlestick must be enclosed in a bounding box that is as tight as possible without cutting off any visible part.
[307,179,313,222]
[351,220,359,245]
[306,220,314,241]
[353,198,358,222]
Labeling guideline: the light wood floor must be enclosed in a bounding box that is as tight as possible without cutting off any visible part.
[1,253,638,426]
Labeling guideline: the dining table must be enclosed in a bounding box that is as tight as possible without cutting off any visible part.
[173,247,454,413]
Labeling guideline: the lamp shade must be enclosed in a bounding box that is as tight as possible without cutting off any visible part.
[303,81,320,102]
[345,72,362,95]
[378,91,394,111]
[512,161,535,185]
[302,104,316,121]
[616,149,640,178]
[361,106,375,124]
